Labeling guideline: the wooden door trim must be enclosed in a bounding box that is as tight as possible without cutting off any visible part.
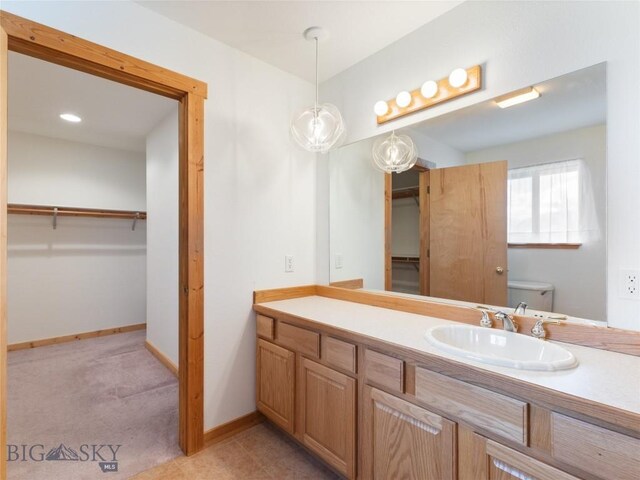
[0,11,206,466]
[419,171,430,296]
[0,11,207,100]
[0,23,7,480]
[384,174,392,290]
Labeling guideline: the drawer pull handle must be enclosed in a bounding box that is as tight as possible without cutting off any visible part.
[493,459,534,480]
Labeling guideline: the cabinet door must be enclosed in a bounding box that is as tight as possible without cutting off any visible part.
[299,358,356,479]
[458,426,579,480]
[256,339,295,434]
[362,386,456,480]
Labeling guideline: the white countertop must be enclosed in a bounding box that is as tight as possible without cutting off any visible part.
[259,296,640,416]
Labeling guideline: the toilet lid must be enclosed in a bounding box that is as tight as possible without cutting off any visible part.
[508,280,554,291]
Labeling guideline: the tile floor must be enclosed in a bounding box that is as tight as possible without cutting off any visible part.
[131,422,342,479]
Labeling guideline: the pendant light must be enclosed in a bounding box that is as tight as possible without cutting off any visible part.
[290,27,345,153]
[371,131,418,174]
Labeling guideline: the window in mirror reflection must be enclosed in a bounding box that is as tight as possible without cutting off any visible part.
[508,159,596,244]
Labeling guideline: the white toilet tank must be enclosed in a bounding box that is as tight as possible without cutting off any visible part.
[508,280,554,312]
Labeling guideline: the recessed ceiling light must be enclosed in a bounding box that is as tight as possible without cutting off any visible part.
[59,113,82,123]
[495,87,541,109]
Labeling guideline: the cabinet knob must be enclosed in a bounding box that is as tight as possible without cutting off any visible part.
[496,267,504,274]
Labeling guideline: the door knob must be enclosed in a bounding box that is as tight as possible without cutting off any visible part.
[496,267,504,274]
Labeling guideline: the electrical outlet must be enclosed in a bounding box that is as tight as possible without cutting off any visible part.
[620,270,640,299]
[335,254,344,269]
[285,255,294,273]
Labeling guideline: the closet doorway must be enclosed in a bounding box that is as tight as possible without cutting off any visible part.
[0,11,206,479]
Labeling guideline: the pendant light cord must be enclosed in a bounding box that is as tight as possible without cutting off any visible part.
[315,36,319,111]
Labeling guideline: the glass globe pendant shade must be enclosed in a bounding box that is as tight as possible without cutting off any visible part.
[290,103,345,153]
[372,131,418,174]
[291,27,346,154]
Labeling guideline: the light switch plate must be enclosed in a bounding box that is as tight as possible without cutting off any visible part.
[335,254,344,269]
[285,255,294,273]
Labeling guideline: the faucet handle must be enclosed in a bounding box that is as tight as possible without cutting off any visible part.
[531,319,561,339]
[479,310,493,328]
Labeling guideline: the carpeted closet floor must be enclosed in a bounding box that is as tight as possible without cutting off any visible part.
[7,330,181,479]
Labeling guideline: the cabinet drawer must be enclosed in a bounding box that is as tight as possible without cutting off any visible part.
[278,322,320,358]
[322,336,357,373]
[364,349,404,393]
[256,314,275,340]
[551,413,640,480]
[415,368,527,445]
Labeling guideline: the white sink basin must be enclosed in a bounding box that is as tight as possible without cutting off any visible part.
[425,325,578,371]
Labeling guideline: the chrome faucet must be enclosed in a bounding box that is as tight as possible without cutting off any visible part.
[494,311,518,332]
[514,302,527,316]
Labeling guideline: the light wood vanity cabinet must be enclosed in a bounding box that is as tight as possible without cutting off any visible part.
[256,339,295,434]
[362,386,456,480]
[299,358,356,478]
[255,316,358,479]
[255,311,640,480]
[550,412,640,480]
[459,426,580,480]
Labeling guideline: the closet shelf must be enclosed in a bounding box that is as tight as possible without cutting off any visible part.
[391,255,420,264]
[391,187,419,200]
[8,204,147,219]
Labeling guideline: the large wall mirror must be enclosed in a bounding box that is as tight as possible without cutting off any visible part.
[329,63,606,323]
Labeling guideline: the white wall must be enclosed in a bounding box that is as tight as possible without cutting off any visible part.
[146,107,179,366]
[321,0,640,330]
[409,129,465,168]
[8,131,146,210]
[2,0,317,430]
[329,137,384,288]
[466,125,607,321]
[7,131,146,343]
[392,197,419,257]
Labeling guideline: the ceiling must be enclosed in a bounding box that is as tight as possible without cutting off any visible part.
[8,52,176,152]
[135,0,463,82]
[407,63,607,152]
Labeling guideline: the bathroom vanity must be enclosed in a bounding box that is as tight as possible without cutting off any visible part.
[253,287,640,480]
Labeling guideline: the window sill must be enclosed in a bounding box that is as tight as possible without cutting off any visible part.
[508,243,582,250]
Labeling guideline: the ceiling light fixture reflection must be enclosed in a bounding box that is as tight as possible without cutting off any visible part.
[59,113,82,123]
[371,131,418,174]
[495,86,541,109]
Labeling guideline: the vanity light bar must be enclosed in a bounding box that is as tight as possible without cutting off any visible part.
[495,86,540,109]
[375,65,482,125]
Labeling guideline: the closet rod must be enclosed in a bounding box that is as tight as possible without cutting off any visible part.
[7,203,147,220]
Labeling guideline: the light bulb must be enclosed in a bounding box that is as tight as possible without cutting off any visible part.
[448,68,468,88]
[374,100,389,116]
[59,113,82,123]
[291,104,345,154]
[420,80,438,99]
[396,91,412,108]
